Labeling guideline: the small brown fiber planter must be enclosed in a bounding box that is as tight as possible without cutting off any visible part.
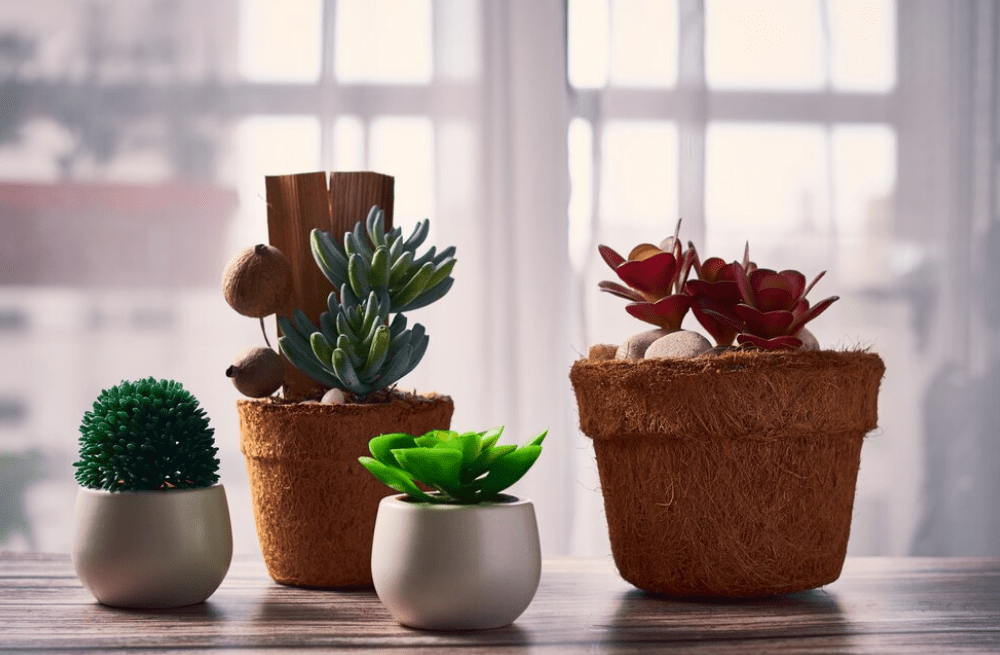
[238,392,453,587]
[570,349,884,598]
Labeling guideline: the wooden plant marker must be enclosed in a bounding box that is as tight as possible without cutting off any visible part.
[265,171,395,400]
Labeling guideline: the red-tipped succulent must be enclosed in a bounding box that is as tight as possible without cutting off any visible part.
[598,222,697,330]
[684,243,756,346]
[695,264,839,350]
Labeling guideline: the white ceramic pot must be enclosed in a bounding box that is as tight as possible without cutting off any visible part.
[371,494,542,630]
[72,484,233,608]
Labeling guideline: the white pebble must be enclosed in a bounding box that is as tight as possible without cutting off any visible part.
[644,330,712,360]
[798,328,820,351]
[321,388,347,405]
[616,329,674,360]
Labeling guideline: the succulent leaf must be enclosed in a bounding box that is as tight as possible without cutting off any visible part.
[360,426,545,504]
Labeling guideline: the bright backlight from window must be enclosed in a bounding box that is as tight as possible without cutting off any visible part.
[335,0,433,84]
[239,0,322,83]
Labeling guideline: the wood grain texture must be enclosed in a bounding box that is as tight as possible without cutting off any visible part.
[1,554,999,653]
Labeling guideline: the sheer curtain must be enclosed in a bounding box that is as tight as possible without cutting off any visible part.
[0,0,998,560]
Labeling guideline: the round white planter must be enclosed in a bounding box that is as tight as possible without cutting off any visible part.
[72,484,233,609]
[371,494,541,630]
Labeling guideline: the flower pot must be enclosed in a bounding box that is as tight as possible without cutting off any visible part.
[570,349,884,598]
[72,484,233,608]
[237,392,454,587]
[371,494,541,630]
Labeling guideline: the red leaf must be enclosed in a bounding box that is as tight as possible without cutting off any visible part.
[788,295,839,334]
[599,244,626,270]
[733,305,795,338]
[626,295,691,331]
[616,252,678,300]
[698,257,728,282]
[599,280,646,302]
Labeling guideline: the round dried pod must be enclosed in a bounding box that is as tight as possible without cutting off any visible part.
[222,244,294,317]
[226,347,284,398]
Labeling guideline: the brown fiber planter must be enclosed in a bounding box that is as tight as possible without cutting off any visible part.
[570,349,884,598]
[238,392,453,587]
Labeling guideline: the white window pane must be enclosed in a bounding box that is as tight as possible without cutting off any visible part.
[335,0,432,85]
[599,121,678,231]
[568,118,594,270]
[705,122,828,257]
[829,0,896,92]
[609,0,677,88]
[333,116,365,171]
[832,124,895,235]
[434,0,480,82]
[239,0,322,83]
[705,0,824,90]
[235,115,321,244]
[369,117,435,230]
[568,0,610,89]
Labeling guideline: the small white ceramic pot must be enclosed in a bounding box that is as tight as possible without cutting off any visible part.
[72,484,233,609]
[371,494,542,630]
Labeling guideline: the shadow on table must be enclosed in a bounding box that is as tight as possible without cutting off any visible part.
[603,586,858,650]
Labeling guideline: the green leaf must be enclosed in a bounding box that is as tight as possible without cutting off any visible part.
[479,426,504,451]
[358,457,436,502]
[414,430,455,447]
[392,448,463,495]
[348,253,371,299]
[310,332,334,367]
[528,429,548,447]
[469,443,516,478]
[436,431,482,465]
[368,433,418,467]
[368,245,390,292]
[476,445,543,498]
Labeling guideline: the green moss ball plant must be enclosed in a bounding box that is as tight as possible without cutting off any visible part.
[74,377,220,491]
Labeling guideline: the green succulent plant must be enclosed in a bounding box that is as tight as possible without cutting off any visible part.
[278,205,456,399]
[359,426,546,504]
[74,378,220,492]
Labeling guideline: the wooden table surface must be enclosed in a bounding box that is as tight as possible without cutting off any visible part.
[2,554,999,653]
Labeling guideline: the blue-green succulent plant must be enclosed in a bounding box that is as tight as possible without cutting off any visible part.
[278,205,456,399]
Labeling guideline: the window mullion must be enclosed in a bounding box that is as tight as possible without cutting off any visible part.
[677,0,706,247]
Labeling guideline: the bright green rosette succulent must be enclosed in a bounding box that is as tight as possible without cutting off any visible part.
[359,426,546,504]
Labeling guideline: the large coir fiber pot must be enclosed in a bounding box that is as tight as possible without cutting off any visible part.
[570,348,884,598]
[238,392,453,587]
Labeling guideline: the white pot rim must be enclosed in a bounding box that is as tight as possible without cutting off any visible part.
[383,492,533,510]
[76,483,226,497]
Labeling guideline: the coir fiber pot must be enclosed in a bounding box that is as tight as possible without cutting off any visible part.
[570,349,884,598]
[238,392,453,587]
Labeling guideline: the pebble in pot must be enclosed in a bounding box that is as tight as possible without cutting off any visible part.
[644,330,712,359]
[616,329,674,360]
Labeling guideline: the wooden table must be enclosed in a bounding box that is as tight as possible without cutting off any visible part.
[2,554,999,653]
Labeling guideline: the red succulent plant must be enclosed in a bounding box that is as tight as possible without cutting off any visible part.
[684,244,756,346]
[695,264,839,350]
[598,223,697,331]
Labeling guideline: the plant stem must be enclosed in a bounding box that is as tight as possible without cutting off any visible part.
[259,317,273,350]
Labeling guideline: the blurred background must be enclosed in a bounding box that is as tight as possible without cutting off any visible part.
[0,0,997,559]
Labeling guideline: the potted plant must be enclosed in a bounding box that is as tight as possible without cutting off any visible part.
[360,426,546,630]
[224,172,456,587]
[570,223,885,598]
[71,377,232,608]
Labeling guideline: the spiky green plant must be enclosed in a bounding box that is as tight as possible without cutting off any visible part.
[74,378,219,491]
[359,426,546,504]
[278,205,456,399]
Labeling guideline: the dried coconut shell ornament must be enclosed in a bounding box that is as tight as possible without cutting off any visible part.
[222,244,294,318]
[226,347,284,398]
